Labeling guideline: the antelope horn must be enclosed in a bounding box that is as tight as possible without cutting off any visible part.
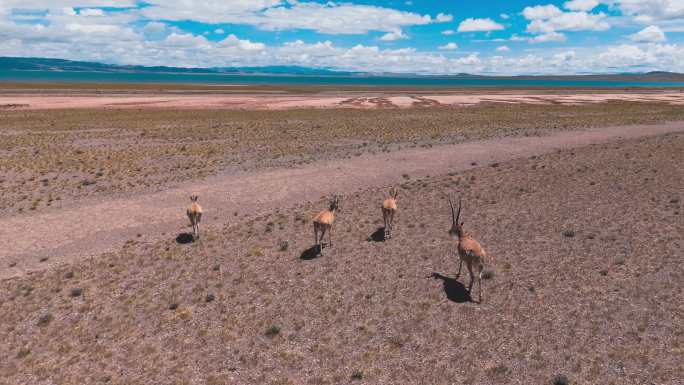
[456,197,462,223]
[448,195,456,226]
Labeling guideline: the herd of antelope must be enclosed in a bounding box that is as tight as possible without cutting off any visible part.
[186,188,490,302]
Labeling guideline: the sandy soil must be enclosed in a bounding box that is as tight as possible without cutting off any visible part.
[1,130,681,385]
[1,92,684,110]
[2,121,683,280]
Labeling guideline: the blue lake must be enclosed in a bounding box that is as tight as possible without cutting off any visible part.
[2,70,684,88]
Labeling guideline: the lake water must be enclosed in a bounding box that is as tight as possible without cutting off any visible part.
[2,70,684,88]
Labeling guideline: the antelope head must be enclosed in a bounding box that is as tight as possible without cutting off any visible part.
[389,187,399,199]
[190,195,199,202]
[448,196,464,239]
[329,195,341,212]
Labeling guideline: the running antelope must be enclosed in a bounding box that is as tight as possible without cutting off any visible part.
[187,195,203,240]
[382,187,399,240]
[448,196,489,302]
[313,195,341,253]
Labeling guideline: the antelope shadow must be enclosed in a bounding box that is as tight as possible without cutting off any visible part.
[300,245,321,260]
[175,233,195,244]
[368,227,386,242]
[430,272,473,303]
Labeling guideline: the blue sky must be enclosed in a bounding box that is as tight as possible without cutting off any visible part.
[1,1,683,74]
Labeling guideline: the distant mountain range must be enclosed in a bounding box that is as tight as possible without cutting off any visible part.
[2,56,684,81]
[0,57,360,76]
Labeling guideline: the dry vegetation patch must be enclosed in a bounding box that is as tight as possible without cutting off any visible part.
[2,102,684,215]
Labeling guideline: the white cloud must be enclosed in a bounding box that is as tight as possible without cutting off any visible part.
[529,32,568,43]
[438,42,458,50]
[380,31,407,41]
[615,0,684,23]
[496,45,510,52]
[509,34,527,41]
[441,29,455,35]
[140,1,283,24]
[219,34,265,51]
[164,32,210,48]
[143,22,166,33]
[457,18,505,32]
[79,8,104,16]
[214,28,225,34]
[436,13,453,22]
[500,13,510,20]
[523,5,563,20]
[526,11,609,34]
[2,1,684,75]
[140,1,435,35]
[629,25,666,42]
[563,0,600,12]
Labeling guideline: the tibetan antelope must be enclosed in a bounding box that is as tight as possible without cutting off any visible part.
[187,195,203,240]
[313,195,341,253]
[382,187,399,240]
[448,196,489,302]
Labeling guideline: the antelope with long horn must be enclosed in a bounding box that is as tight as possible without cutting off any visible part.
[448,195,489,302]
[382,187,399,240]
[187,195,203,240]
[313,195,341,253]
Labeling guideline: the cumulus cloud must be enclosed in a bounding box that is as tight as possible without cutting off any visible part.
[143,22,166,34]
[436,13,453,22]
[1,1,684,75]
[496,45,510,52]
[457,18,505,32]
[528,31,567,42]
[563,0,600,12]
[615,0,684,23]
[438,42,458,50]
[522,5,563,20]
[526,11,609,34]
[380,30,407,41]
[140,1,436,35]
[441,29,455,35]
[629,25,666,42]
[79,8,104,16]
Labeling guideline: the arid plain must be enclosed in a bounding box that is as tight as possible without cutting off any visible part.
[1,88,682,385]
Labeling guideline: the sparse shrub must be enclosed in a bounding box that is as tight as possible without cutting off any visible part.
[69,288,82,297]
[351,370,364,380]
[278,240,289,251]
[485,364,510,377]
[562,229,575,238]
[39,257,48,263]
[205,293,215,302]
[481,270,495,280]
[247,249,264,257]
[212,264,220,271]
[169,303,178,310]
[16,347,31,359]
[265,325,280,338]
[37,314,53,326]
[552,374,569,385]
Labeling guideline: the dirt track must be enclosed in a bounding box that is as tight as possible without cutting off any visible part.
[3,121,683,280]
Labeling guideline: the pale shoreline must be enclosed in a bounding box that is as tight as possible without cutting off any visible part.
[2,91,684,110]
